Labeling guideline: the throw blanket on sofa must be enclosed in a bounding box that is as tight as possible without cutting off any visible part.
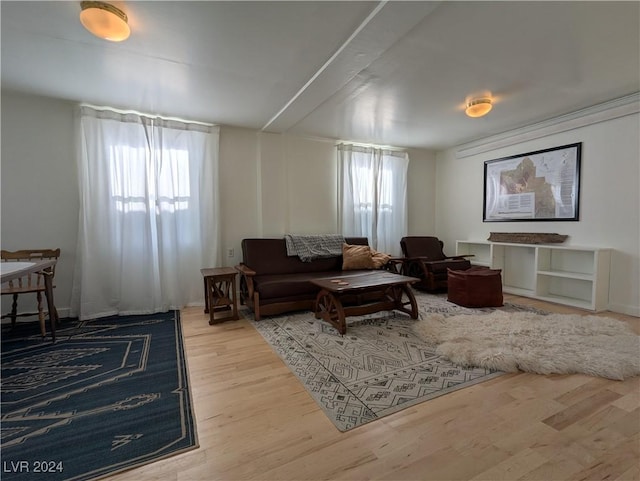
[285,234,346,262]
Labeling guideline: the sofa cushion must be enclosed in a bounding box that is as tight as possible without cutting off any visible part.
[253,270,371,300]
[371,249,392,269]
[253,273,323,299]
[426,259,471,275]
[342,244,375,270]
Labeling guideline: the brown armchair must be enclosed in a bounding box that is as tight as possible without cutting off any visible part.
[400,236,472,292]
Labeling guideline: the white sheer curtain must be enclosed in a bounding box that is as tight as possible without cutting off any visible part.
[338,143,409,256]
[71,106,219,320]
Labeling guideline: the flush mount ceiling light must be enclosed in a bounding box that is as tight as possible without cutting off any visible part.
[80,1,130,42]
[465,97,493,118]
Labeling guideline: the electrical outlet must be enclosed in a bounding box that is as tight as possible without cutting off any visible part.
[227,248,234,258]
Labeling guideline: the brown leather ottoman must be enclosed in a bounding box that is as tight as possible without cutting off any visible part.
[447,266,503,308]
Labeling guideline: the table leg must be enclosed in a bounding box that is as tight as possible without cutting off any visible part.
[230,276,238,320]
[203,277,210,314]
[388,283,418,318]
[42,268,58,343]
[314,289,347,335]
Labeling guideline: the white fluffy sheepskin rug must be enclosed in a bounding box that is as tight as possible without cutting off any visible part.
[413,311,640,380]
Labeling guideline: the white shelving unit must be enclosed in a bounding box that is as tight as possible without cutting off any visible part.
[456,240,611,311]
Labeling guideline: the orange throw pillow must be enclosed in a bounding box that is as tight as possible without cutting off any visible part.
[342,243,375,270]
[371,249,391,269]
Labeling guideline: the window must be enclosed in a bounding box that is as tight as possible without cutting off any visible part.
[71,106,219,320]
[109,145,191,213]
[338,143,408,256]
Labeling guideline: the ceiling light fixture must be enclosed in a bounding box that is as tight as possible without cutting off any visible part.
[465,97,493,118]
[80,1,130,42]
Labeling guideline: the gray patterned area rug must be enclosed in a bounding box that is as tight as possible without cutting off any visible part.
[250,292,537,431]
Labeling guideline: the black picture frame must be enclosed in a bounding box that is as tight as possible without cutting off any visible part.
[483,142,581,222]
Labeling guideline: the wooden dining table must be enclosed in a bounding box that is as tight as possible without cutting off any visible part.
[1,259,59,342]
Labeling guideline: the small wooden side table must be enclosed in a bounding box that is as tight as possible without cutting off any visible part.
[201,267,239,325]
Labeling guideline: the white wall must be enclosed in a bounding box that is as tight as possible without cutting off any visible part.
[406,148,437,237]
[435,112,640,316]
[219,130,437,262]
[3,90,636,316]
[1,91,437,315]
[1,92,79,316]
[283,135,339,234]
[218,126,259,266]
[217,130,346,266]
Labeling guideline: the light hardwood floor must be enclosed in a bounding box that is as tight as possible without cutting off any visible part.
[107,295,640,481]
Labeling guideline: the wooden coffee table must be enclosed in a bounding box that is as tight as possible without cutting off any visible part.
[311,271,420,335]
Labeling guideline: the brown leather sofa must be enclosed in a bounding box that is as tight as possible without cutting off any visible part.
[236,237,393,320]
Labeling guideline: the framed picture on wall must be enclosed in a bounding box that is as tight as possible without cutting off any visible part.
[483,142,582,222]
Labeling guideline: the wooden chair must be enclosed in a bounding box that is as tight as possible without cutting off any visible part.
[399,237,472,292]
[1,248,61,337]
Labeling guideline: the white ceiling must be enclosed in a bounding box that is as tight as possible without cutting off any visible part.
[2,1,639,150]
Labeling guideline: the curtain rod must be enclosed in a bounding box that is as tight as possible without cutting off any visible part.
[79,103,215,127]
[337,141,407,152]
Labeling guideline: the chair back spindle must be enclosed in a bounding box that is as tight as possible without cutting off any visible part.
[1,248,61,336]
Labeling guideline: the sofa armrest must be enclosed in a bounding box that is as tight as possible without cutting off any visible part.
[235,263,256,276]
[385,257,405,274]
[405,256,471,265]
[235,263,257,304]
[402,256,433,263]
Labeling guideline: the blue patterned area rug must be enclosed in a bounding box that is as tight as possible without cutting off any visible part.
[251,292,536,431]
[1,311,197,481]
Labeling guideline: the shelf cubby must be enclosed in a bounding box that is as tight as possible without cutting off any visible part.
[456,240,611,311]
[455,241,491,267]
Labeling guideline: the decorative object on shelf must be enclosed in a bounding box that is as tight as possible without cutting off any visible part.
[483,142,581,222]
[487,232,568,244]
[80,1,130,42]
